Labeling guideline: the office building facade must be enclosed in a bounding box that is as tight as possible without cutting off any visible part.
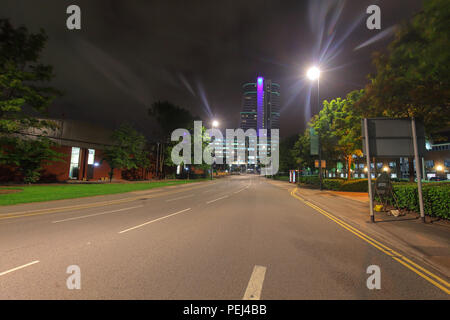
[240,77,280,132]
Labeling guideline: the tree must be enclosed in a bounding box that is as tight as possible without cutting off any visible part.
[149,101,196,178]
[0,19,60,137]
[307,90,364,180]
[330,90,364,180]
[102,124,149,182]
[0,19,63,183]
[309,98,341,174]
[356,0,449,181]
[292,129,315,174]
[165,123,211,178]
[357,0,450,138]
[1,137,63,183]
[279,135,299,174]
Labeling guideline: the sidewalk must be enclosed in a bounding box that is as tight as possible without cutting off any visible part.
[294,186,450,278]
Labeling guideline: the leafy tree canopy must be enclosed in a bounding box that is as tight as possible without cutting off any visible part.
[0,19,63,183]
[357,0,450,139]
[102,123,149,181]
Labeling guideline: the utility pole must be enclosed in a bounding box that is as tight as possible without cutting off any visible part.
[411,117,425,222]
[155,142,160,179]
[364,118,375,223]
[317,77,323,191]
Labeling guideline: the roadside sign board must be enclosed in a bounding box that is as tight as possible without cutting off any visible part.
[375,172,392,196]
[362,117,426,222]
[315,160,326,168]
[361,118,425,157]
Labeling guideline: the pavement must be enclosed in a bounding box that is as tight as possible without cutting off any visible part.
[0,175,448,299]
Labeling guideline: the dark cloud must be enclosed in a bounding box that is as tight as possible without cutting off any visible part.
[2,0,423,139]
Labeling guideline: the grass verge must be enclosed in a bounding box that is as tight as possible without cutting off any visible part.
[0,180,206,206]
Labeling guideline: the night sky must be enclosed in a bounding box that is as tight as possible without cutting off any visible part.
[2,0,423,140]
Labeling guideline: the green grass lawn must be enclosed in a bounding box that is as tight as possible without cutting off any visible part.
[0,180,205,206]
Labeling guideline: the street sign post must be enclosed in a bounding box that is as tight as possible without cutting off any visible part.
[364,118,375,222]
[362,118,426,222]
[310,128,323,190]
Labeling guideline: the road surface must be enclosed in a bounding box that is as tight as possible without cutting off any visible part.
[0,175,448,299]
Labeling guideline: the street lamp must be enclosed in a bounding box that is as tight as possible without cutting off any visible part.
[436,165,443,172]
[211,120,219,179]
[307,67,320,81]
[307,66,322,190]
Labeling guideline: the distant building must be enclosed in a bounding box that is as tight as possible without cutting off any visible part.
[0,119,155,182]
[237,77,280,168]
[240,77,280,132]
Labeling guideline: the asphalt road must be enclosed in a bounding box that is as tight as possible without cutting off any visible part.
[0,175,448,299]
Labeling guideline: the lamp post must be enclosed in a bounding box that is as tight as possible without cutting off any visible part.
[307,66,322,190]
[211,120,219,180]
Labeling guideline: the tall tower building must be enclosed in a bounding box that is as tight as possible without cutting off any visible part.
[240,77,280,132]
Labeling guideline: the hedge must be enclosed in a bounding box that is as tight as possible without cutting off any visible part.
[298,176,368,192]
[298,176,449,219]
[388,183,450,219]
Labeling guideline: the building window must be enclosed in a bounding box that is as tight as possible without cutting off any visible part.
[425,160,434,168]
[69,147,80,179]
[445,159,450,168]
[88,149,95,165]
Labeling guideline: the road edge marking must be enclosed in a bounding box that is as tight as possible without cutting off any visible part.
[290,188,450,295]
[243,265,267,300]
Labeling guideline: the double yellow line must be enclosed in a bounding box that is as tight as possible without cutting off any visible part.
[290,187,450,295]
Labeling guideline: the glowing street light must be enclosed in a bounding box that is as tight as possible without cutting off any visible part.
[436,165,443,172]
[383,166,389,172]
[307,66,322,190]
[307,66,320,81]
[212,120,219,128]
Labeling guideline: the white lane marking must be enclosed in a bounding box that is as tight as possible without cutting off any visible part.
[0,260,40,277]
[166,195,194,202]
[52,205,144,223]
[206,195,229,204]
[234,185,250,194]
[118,208,191,234]
[243,265,267,300]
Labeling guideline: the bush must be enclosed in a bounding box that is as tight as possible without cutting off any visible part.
[299,176,369,192]
[272,175,289,182]
[390,183,450,219]
[340,179,369,192]
[298,175,320,186]
[322,179,345,190]
[298,176,449,219]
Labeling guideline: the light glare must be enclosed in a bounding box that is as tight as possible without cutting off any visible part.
[307,67,320,81]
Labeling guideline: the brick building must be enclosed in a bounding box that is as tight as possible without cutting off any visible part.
[1,119,154,182]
